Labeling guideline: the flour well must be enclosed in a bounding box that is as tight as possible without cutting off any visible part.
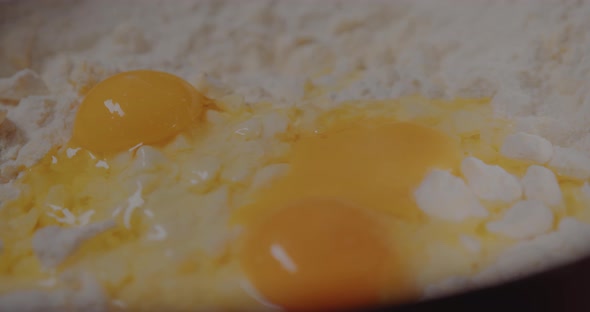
[3,0,590,310]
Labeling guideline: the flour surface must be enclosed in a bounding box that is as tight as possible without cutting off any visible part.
[2,0,590,309]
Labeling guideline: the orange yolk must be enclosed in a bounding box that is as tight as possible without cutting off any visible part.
[239,199,393,312]
[72,70,205,153]
[236,121,461,310]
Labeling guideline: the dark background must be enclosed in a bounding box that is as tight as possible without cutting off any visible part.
[361,256,590,312]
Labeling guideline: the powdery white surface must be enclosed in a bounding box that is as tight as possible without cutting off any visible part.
[423,276,471,300]
[475,218,590,287]
[548,146,590,179]
[0,69,48,103]
[32,220,116,268]
[521,165,563,206]
[582,182,590,199]
[487,200,554,239]
[500,132,554,164]
[414,169,488,222]
[251,163,291,190]
[0,272,107,312]
[460,156,522,203]
[459,235,481,254]
[2,0,590,308]
[2,0,590,181]
[428,218,590,297]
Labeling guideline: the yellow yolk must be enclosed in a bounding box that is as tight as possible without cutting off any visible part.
[235,121,461,310]
[4,84,590,312]
[239,199,395,311]
[72,70,205,153]
[236,122,461,222]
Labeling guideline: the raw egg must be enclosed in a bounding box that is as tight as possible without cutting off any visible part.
[234,120,462,310]
[3,68,589,312]
[72,70,205,153]
[239,198,393,311]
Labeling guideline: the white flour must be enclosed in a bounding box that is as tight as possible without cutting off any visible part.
[3,0,590,175]
[2,0,590,309]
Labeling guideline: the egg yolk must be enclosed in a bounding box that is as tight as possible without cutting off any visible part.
[236,121,460,310]
[72,70,205,153]
[239,199,394,311]
[236,121,461,223]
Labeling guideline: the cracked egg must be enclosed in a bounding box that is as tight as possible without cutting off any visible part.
[1,70,590,311]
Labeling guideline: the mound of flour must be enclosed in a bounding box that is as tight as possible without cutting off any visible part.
[2,0,590,308]
[2,0,590,179]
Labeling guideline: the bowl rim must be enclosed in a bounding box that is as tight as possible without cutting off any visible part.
[356,254,590,312]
